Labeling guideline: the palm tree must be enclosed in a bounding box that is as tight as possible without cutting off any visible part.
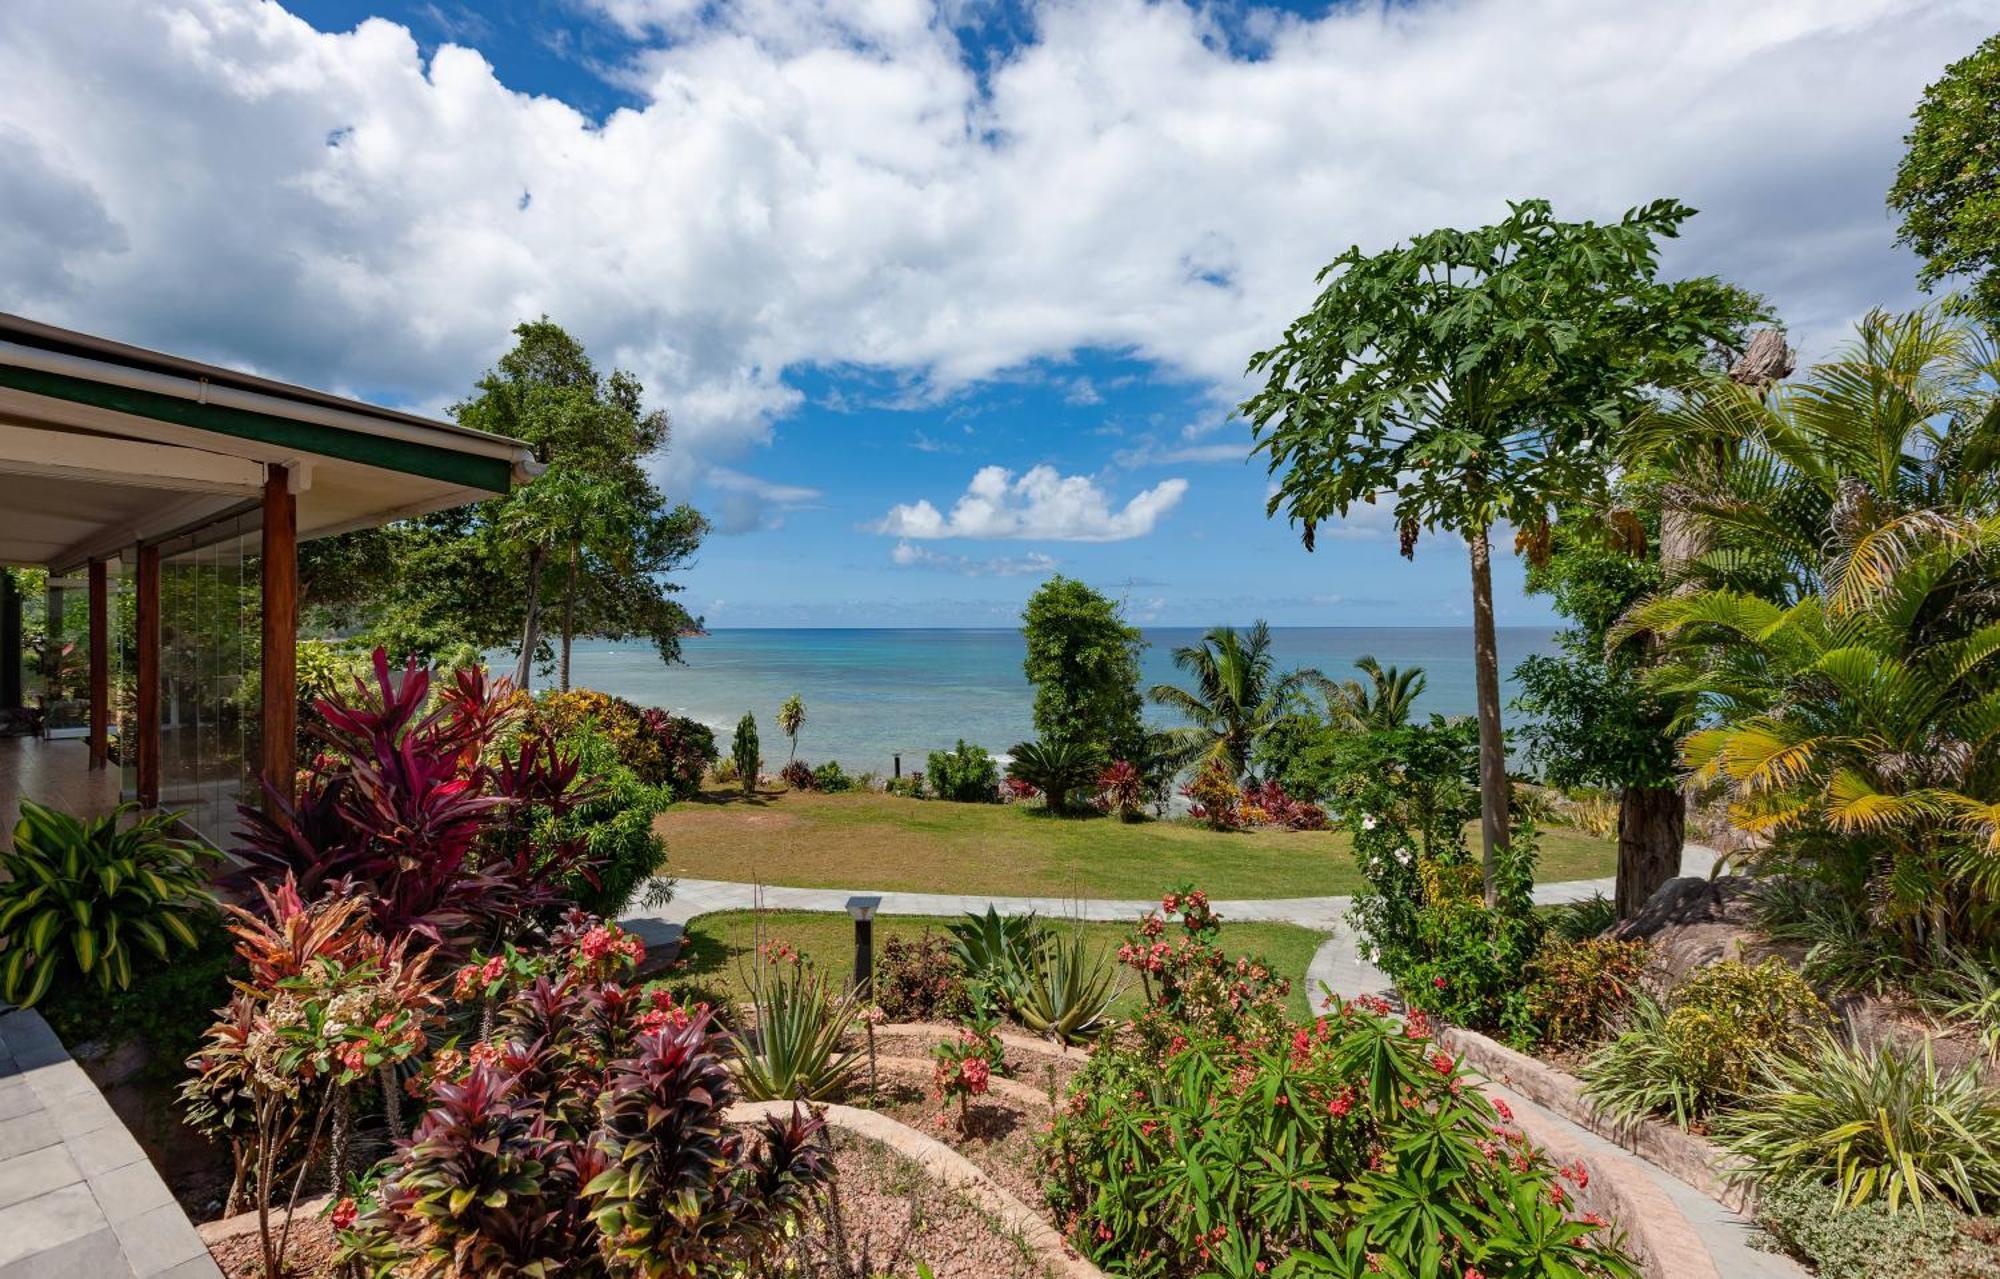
[1148,622,1326,779]
[778,694,805,761]
[1328,656,1426,733]
[1618,304,2000,956]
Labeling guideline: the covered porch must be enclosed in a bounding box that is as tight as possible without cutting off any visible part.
[0,312,535,846]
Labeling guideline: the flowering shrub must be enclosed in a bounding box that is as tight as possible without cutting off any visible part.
[1180,759,1242,830]
[1118,885,1291,1052]
[931,1022,1000,1132]
[875,932,973,1023]
[1000,776,1039,802]
[1039,994,1635,1278]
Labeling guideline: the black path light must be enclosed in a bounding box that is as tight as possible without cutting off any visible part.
[846,895,883,996]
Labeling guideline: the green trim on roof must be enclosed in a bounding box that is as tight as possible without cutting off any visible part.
[0,365,514,493]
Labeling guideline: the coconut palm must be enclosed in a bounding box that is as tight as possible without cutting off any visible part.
[1147,622,1327,780]
[1328,656,1426,733]
[777,694,805,761]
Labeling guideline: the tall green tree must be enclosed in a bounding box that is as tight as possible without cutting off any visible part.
[1147,622,1326,780]
[1891,32,2000,322]
[304,320,707,688]
[1329,655,1425,733]
[777,695,805,761]
[1242,198,1763,901]
[1020,576,1146,763]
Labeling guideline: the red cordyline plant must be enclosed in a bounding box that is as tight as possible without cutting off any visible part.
[1240,779,1330,831]
[1094,759,1146,821]
[236,649,599,954]
[339,958,829,1278]
[182,876,440,1279]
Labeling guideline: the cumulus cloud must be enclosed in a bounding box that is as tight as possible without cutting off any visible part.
[890,539,1059,576]
[875,464,1188,541]
[0,0,1981,487]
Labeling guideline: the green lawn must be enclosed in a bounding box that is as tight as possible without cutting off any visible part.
[675,909,1331,1021]
[656,785,1617,900]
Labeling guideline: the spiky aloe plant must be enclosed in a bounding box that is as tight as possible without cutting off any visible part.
[1006,928,1122,1045]
[728,958,865,1102]
[0,799,214,1006]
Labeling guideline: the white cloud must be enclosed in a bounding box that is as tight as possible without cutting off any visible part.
[0,0,1982,486]
[703,465,822,532]
[890,539,1060,576]
[874,464,1188,541]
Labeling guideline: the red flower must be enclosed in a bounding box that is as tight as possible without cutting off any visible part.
[1492,1098,1513,1122]
[330,1197,358,1231]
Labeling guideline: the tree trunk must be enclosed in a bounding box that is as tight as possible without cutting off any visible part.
[560,540,577,692]
[1467,525,1510,905]
[1616,785,1685,920]
[512,543,546,692]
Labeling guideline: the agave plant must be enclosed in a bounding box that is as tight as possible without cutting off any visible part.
[945,905,1042,999]
[1004,739,1105,814]
[1007,928,1121,1045]
[728,958,865,1102]
[0,799,214,1006]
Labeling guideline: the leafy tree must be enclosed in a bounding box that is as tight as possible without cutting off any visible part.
[1020,576,1146,761]
[1890,32,2000,321]
[304,320,706,689]
[1243,198,1763,901]
[1147,622,1326,780]
[777,694,805,761]
[732,713,760,796]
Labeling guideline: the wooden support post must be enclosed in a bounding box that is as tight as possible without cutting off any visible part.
[88,560,108,769]
[260,465,298,810]
[136,545,159,807]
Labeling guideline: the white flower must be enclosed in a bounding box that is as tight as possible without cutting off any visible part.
[1361,815,1377,831]
[1394,847,1413,866]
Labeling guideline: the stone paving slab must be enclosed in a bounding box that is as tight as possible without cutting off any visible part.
[0,1009,219,1279]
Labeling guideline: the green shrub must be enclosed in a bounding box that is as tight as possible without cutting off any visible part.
[1545,893,1618,942]
[1582,958,1834,1125]
[41,910,234,1079]
[924,740,998,803]
[0,800,216,1006]
[883,773,925,799]
[1752,1177,2000,1279]
[945,906,1041,998]
[811,760,853,793]
[533,723,671,919]
[1521,937,1649,1050]
[1040,993,1635,1278]
[732,712,760,795]
[874,932,972,1023]
[1720,1034,2000,1214]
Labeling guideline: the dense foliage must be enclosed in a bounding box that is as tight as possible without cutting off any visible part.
[925,739,999,803]
[521,689,717,799]
[1046,903,1632,1279]
[1005,738,1105,814]
[1889,32,2000,321]
[1147,621,1327,778]
[731,713,760,796]
[0,799,214,1006]
[1020,576,1147,763]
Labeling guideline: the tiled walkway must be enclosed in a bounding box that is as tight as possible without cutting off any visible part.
[0,1010,217,1278]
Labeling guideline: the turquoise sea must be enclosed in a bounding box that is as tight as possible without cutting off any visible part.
[555,627,1560,775]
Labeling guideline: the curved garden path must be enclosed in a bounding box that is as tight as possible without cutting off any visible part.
[619,842,1806,1278]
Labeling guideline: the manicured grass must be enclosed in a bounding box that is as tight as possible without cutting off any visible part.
[656,785,1617,900]
[675,909,1331,1021]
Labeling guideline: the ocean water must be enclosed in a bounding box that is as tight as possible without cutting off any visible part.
[553,627,1560,775]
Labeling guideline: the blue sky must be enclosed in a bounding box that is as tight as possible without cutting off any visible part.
[2,0,1984,627]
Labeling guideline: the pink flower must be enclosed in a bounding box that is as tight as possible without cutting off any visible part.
[1432,976,1447,989]
[1492,1098,1513,1122]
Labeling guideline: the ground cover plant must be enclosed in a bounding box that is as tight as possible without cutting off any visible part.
[655,783,1616,899]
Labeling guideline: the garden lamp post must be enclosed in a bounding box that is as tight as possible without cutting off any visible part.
[846,895,882,996]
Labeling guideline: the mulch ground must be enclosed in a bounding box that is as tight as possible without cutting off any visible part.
[209,1216,337,1279]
